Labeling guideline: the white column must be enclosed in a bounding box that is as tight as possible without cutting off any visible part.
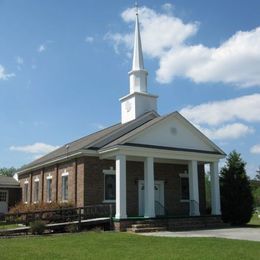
[188,160,200,216]
[210,161,221,215]
[115,154,127,219]
[144,157,155,218]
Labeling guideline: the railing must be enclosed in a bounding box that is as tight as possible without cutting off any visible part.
[189,200,200,215]
[155,200,168,216]
[0,204,115,231]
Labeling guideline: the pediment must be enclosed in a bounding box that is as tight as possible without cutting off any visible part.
[126,112,224,154]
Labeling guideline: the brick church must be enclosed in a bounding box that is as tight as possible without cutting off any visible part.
[17,9,225,223]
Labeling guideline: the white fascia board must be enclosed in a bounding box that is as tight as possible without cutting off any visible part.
[17,149,98,175]
[99,145,225,162]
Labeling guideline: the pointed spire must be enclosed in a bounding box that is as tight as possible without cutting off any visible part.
[132,4,144,70]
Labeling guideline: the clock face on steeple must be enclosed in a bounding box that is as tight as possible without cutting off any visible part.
[125,101,132,112]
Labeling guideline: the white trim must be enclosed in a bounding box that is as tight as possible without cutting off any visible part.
[46,174,52,180]
[24,179,28,184]
[102,200,115,203]
[34,177,39,182]
[99,145,225,162]
[179,173,188,178]
[62,171,69,177]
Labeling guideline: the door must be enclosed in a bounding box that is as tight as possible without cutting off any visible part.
[138,181,164,216]
[0,190,8,214]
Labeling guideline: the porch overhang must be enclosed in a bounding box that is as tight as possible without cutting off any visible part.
[98,144,225,163]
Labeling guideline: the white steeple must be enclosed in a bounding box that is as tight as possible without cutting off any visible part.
[120,5,158,124]
[129,7,148,93]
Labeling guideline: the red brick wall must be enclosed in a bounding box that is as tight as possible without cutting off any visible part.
[18,156,206,217]
[84,157,115,206]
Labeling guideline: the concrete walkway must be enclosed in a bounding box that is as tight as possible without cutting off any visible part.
[141,228,260,242]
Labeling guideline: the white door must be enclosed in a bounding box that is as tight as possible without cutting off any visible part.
[138,181,164,216]
[0,190,8,214]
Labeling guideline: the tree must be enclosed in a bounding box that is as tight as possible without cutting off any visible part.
[220,151,254,225]
[0,167,16,177]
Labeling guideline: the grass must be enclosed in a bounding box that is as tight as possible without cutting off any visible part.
[0,232,259,260]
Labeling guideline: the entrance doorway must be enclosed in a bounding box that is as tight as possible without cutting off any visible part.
[138,180,164,216]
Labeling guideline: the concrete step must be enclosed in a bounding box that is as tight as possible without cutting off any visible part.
[132,223,164,228]
[129,226,167,233]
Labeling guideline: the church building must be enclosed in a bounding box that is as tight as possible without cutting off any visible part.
[17,10,225,229]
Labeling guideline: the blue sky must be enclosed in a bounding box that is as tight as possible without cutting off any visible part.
[0,0,259,178]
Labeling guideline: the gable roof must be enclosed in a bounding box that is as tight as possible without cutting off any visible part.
[17,110,225,175]
[0,175,20,188]
[17,111,159,174]
[100,111,226,155]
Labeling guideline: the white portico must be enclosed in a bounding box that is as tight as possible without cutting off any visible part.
[99,111,225,219]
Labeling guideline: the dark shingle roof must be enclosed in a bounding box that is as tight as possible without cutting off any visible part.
[18,111,159,173]
[0,175,20,188]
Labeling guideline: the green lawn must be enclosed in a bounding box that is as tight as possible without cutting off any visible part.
[0,232,259,260]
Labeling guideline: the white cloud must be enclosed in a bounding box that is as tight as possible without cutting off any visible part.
[161,3,174,13]
[107,5,260,88]
[37,44,46,53]
[180,94,260,126]
[197,123,254,140]
[0,65,15,80]
[157,28,260,87]
[10,142,59,154]
[250,144,260,154]
[85,36,94,43]
[107,6,198,58]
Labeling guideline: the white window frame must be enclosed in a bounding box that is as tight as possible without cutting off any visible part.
[103,168,116,203]
[61,172,69,202]
[34,178,40,203]
[46,175,52,203]
[179,173,189,202]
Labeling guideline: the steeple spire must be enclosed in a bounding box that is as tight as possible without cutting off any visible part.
[132,4,144,70]
[128,4,148,94]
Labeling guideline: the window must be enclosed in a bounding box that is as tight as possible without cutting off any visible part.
[62,175,68,201]
[24,182,28,203]
[103,169,115,202]
[180,174,189,201]
[0,191,7,202]
[46,178,52,202]
[34,180,39,203]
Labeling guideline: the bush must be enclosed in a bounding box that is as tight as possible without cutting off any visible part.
[220,151,254,225]
[30,220,46,235]
[9,201,75,214]
[65,224,78,233]
[8,202,76,225]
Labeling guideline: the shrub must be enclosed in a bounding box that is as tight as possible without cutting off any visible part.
[9,201,75,214]
[9,202,76,224]
[30,220,46,235]
[65,224,78,233]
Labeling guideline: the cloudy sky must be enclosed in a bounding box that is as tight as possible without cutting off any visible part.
[0,0,259,177]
